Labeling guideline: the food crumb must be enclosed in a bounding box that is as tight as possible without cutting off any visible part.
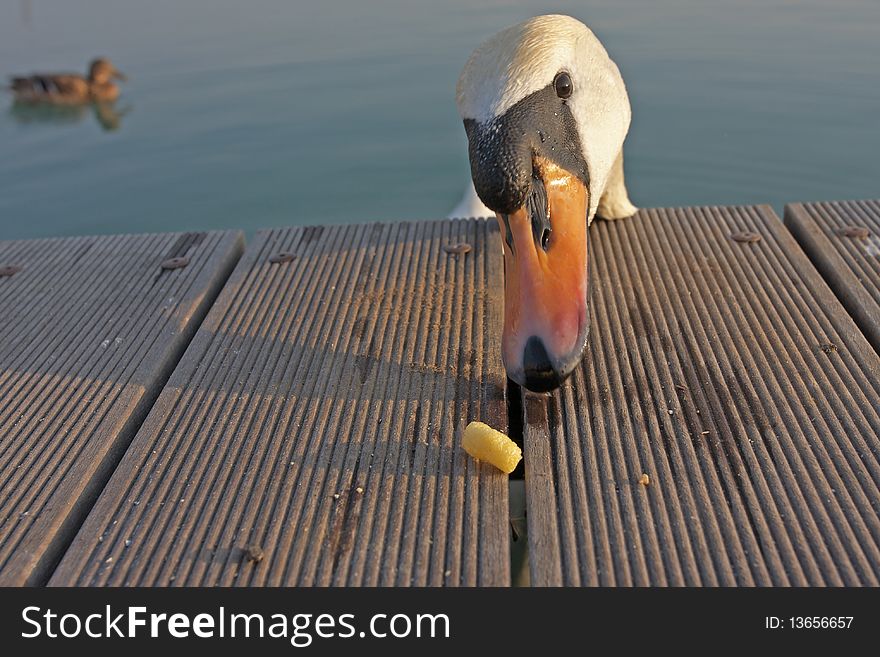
[355,486,364,494]
[245,545,264,564]
[638,473,650,487]
[462,421,522,474]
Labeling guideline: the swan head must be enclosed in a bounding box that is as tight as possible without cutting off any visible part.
[457,15,631,392]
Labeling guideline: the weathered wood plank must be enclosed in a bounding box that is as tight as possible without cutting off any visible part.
[50,219,510,586]
[524,206,880,586]
[785,200,880,353]
[0,230,243,585]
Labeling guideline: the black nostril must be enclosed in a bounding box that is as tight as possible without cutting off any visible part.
[540,227,551,251]
[522,336,562,392]
[527,172,552,251]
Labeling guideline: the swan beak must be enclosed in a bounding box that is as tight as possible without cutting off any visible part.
[112,70,127,82]
[497,159,590,392]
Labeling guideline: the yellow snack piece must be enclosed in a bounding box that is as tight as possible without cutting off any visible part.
[462,421,522,474]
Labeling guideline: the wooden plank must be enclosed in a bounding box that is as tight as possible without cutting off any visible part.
[523,205,880,586]
[0,230,243,585]
[50,219,510,586]
[785,200,880,353]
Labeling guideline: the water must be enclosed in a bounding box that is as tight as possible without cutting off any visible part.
[1,0,878,240]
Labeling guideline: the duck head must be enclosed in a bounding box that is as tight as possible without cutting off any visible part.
[88,58,126,85]
[456,15,632,392]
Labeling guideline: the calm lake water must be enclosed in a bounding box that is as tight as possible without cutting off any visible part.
[1,0,878,240]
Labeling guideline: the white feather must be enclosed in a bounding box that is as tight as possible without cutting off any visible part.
[448,179,494,219]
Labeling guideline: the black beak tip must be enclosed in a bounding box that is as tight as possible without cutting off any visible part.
[522,336,563,392]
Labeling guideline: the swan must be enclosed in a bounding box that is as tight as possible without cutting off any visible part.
[455,14,637,391]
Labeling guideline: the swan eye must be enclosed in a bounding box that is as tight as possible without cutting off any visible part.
[553,71,573,99]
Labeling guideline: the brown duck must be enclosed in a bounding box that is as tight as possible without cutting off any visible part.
[9,57,126,104]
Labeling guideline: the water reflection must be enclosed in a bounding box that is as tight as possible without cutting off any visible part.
[9,100,131,131]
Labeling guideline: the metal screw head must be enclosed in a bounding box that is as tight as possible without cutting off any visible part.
[269,252,296,264]
[160,256,190,270]
[442,242,472,255]
[836,225,870,239]
[730,231,761,243]
[0,265,22,277]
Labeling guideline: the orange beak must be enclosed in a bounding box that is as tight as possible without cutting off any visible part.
[496,158,590,391]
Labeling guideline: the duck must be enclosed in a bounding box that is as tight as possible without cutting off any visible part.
[455,14,637,392]
[9,57,126,104]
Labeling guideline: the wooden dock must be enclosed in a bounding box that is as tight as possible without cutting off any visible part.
[2,202,879,587]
